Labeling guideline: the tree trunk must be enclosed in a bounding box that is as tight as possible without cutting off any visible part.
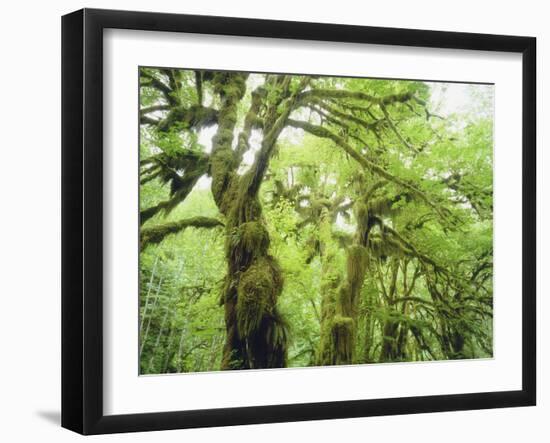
[209,73,290,369]
[380,320,400,361]
[317,200,371,365]
[316,208,343,365]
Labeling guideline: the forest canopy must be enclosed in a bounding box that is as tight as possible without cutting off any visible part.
[138,67,494,374]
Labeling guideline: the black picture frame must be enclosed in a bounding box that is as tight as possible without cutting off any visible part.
[62,8,536,435]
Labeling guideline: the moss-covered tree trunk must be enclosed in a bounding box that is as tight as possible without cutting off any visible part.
[316,208,343,365]
[209,73,302,369]
[317,199,371,365]
[361,285,377,363]
[208,73,249,369]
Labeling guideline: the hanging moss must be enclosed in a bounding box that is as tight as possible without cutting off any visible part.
[330,315,354,364]
[317,266,341,366]
[336,284,351,317]
[262,310,289,367]
[228,186,263,227]
[346,245,369,286]
[368,197,392,216]
[238,222,270,255]
[355,202,369,225]
[233,254,288,369]
[369,237,383,258]
[317,197,373,366]
[226,221,270,271]
[236,256,283,339]
[368,235,409,260]
[320,273,341,304]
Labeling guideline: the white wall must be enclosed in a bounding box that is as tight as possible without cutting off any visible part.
[0,1,545,441]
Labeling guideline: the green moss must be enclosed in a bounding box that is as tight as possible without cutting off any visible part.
[355,202,369,224]
[239,222,270,255]
[264,311,289,366]
[210,150,235,204]
[368,197,391,216]
[212,127,235,147]
[369,238,383,257]
[226,221,270,268]
[317,207,370,365]
[387,237,407,258]
[331,315,354,332]
[209,74,249,211]
[337,284,352,317]
[330,315,354,364]
[140,216,223,251]
[346,245,369,285]
[226,179,263,226]
[369,235,408,259]
[212,72,247,99]
[236,256,283,338]
[208,71,291,370]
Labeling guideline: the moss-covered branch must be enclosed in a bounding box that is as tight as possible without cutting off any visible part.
[209,72,248,211]
[140,216,224,250]
[140,104,171,116]
[140,150,210,224]
[246,76,311,196]
[157,105,218,132]
[140,70,178,106]
[380,104,420,153]
[308,97,380,134]
[234,86,266,164]
[298,89,415,105]
[286,119,451,223]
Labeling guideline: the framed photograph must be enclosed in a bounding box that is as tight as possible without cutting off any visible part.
[61,8,536,435]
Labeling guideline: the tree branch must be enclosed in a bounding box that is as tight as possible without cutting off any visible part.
[140,71,178,106]
[140,105,171,115]
[140,150,210,224]
[380,104,420,153]
[157,105,218,132]
[246,76,311,196]
[298,89,415,106]
[140,216,224,250]
[286,119,451,223]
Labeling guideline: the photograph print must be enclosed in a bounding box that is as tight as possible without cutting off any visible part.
[138,68,494,375]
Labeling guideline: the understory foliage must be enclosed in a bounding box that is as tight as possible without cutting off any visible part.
[139,68,494,374]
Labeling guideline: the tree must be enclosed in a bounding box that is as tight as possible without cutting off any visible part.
[139,68,494,373]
